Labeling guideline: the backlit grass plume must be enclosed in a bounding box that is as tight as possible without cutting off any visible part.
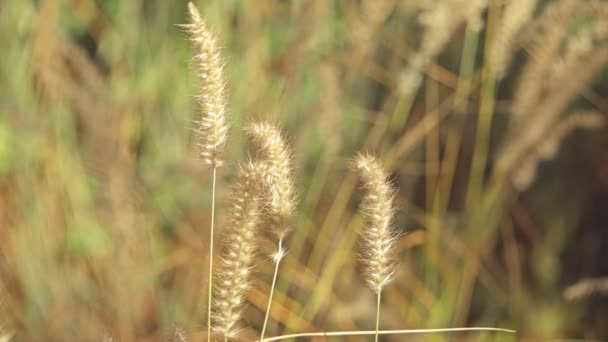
[183,3,230,340]
[185,2,228,167]
[354,153,398,342]
[491,0,538,76]
[245,122,296,239]
[355,153,398,292]
[212,161,268,340]
[245,122,296,340]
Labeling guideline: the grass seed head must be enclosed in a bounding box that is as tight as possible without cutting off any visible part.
[245,122,297,239]
[212,161,268,338]
[185,2,229,167]
[354,153,398,294]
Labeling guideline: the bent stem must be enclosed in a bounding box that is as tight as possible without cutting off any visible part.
[375,291,381,342]
[257,327,516,342]
[260,238,284,341]
[208,167,217,342]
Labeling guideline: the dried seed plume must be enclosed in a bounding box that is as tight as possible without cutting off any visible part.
[354,153,398,294]
[511,111,604,190]
[398,0,487,94]
[184,2,229,167]
[511,0,577,120]
[212,161,268,338]
[491,0,539,76]
[245,122,296,239]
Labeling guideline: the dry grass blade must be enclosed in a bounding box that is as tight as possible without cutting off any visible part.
[257,327,516,342]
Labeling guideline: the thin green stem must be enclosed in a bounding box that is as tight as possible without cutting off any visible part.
[208,167,217,342]
[390,91,416,131]
[256,327,515,342]
[260,238,284,341]
[375,291,381,342]
[465,3,499,209]
[454,24,480,114]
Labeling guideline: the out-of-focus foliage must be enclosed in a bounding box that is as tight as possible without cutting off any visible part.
[1,0,607,340]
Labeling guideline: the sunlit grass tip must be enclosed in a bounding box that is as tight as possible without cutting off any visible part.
[354,153,398,293]
[184,1,229,167]
[212,161,268,339]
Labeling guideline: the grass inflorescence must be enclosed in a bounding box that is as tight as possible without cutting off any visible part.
[1,0,607,340]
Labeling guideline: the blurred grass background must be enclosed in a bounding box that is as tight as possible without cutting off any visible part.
[1,0,608,340]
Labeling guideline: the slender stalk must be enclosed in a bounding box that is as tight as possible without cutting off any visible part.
[390,91,416,131]
[375,291,381,342]
[260,238,284,340]
[207,167,217,342]
[454,24,480,113]
[465,2,499,208]
[184,4,228,337]
[257,327,516,342]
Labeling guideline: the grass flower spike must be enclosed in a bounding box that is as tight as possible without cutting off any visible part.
[212,161,268,339]
[355,153,398,342]
[246,122,296,239]
[185,1,228,167]
[183,3,230,340]
[245,122,297,340]
[355,154,398,293]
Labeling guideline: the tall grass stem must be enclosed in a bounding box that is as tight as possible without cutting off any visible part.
[260,238,284,340]
[208,166,217,342]
[466,3,499,208]
[375,291,381,342]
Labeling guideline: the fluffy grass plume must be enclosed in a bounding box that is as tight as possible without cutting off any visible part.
[491,0,538,76]
[355,153,399,342]
[245,122,297,340]
[183,3,230,340]
[185,2,228,167]
[511,0,576,119]
[354,153,398,294]
[212,161,268,339]
[245,122,296,239]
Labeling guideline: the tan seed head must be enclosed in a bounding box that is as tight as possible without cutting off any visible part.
[354,153,398,294]
[245,122,296,239]
[184,2,229,167]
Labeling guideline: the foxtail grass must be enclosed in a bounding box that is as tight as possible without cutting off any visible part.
[212,161,268,340]
[183,2,229,340]
[490,0,538,77]
[178,4,525,342]
[245,122,296,341]
[184,2,228,168]
[354,153,398,342]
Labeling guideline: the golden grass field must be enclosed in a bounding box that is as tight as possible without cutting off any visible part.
[1,0,608,340]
